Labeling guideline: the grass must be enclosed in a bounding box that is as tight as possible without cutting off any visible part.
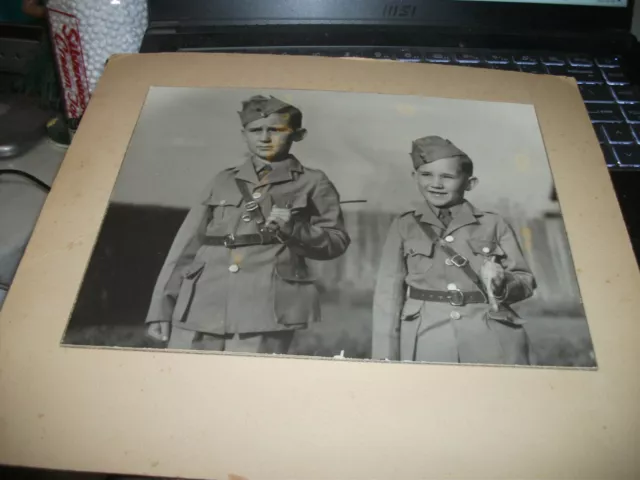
[63,298,595,368]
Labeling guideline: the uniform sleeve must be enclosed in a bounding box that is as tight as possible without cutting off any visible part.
[144,201,210,324]
[495,217,536,305]
[282,172,351,261]
[372,217,406,361]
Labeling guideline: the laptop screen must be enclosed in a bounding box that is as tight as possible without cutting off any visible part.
[464,0,627,7]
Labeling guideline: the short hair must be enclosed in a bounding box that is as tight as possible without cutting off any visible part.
[458,156,474,177]
[278,105,303,130]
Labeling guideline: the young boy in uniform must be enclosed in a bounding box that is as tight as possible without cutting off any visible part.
[145,95,350,354]
[372,136,536,365]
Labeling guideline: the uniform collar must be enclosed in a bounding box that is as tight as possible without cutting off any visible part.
[236,154,304,185]
[415,200,483,233]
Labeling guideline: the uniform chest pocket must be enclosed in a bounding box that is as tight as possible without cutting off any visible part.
[404,239,435,273]
[467,239,506,258]
[203,192,242,223]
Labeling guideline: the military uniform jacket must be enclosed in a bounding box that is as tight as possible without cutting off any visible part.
[145,155,350,335]
[372,201,536,364]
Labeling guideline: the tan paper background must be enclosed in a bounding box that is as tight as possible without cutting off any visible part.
[0,53,639,479]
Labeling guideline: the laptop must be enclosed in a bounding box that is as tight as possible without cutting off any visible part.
[139,0,640,263]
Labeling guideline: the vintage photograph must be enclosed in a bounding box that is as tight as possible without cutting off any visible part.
[63,86,595,368]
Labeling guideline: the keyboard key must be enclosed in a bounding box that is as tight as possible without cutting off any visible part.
[603,69,630,85]
[622,105,640,123]
[365,49,394,60]
[486,53,510,64]
[493,63,520,72]
[611,85,640,104]
[595,56,621,68]
[541,55,566,66]
[587,104,624,123]
[603,124,635,144]
[567,55,594,67]
[513,54,539,65]
[593,124,608,144]
[579,84,615,103]
[601,145,619,166]
[548,66,603,84]
[614,145,640,165]
[424,52,452,63]
[454,53,482,63]
[519,64,548,74]
[631,125,640,142]
[397,48,422,62]
[340,50,365,58]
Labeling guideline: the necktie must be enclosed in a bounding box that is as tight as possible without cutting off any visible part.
[257,164,272,181]
[439,208,452,228]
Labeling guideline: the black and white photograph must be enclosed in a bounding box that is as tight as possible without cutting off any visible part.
[62,86,595,368]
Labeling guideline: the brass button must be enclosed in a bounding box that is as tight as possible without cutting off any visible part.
[445,235,454,243]
[228,264,239,273]
[447,283,457,291]
[219,199,227,205]
[252,192,262,200]
[482,247,490,254]
[450,311,461,320]
[445,258,453,266]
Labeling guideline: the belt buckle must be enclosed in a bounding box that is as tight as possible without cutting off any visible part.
[245,201,258,212]
[223,234,235,247]
[450,254,468,267]
[448,288,465,306]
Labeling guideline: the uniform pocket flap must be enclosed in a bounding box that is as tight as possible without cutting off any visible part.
[183,261,205,279]
[202,191,242,207]
[400,297,423,321]
[468,239,505,257]
[274,262,315,284]
[404,239,434,258]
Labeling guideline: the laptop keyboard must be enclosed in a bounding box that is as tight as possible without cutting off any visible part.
[203,46,639,170]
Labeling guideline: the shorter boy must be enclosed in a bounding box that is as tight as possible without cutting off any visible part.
[372,136,536,365]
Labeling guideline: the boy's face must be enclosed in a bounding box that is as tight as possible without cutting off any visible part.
[413,156,478,209]
[241,113,305,162]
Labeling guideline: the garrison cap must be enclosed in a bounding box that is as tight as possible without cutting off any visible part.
[410,136,469,169]
[238,95,296,126]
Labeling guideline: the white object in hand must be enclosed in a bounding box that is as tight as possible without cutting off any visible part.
[482,256,500,312]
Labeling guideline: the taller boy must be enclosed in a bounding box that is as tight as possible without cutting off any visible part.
[373,136,536,365]
[146,95,350,353]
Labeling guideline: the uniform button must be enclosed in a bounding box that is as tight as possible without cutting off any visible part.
[447,283,457,291]
[450,311,461,320]
[228,264,239,273]
[482,247,490,254]
[219,199,227,205]
[252,192,262,200]
[445,235,454,243]
[445,258,453,266]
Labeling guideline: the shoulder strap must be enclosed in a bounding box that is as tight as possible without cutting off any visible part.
[235,179,267,225]
[413,215,488,297]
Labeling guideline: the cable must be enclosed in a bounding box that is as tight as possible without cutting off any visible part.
[0,169,51,192]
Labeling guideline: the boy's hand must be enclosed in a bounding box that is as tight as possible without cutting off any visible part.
[266,207,294,236]
[481,258,506,295]
[147,321,170,342]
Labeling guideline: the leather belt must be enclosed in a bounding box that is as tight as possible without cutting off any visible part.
[204,233,279,248]
[409,287,486,306]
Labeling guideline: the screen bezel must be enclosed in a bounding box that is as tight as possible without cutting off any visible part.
[147,0,634,34]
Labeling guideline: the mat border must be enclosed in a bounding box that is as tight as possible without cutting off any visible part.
[1,53,638,480]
